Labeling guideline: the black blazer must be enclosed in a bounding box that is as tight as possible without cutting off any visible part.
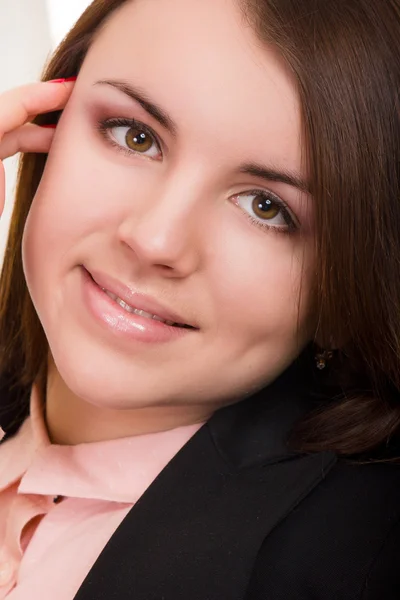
[1,358,400,600]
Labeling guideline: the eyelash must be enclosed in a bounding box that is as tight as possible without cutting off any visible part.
[235,191,297,235]
[97,116,162,159]
[96,117,298,235]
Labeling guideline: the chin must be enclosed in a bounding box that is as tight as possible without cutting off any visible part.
[47,333,179,411]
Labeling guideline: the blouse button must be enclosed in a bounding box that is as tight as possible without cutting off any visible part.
[0,561,16,586]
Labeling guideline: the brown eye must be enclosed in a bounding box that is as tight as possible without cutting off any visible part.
[125,127,154,153]
[99,118,162,159]
[252,194,280,221]
[232,190,295,233]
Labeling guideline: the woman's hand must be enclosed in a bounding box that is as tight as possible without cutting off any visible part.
[0,79,75,217]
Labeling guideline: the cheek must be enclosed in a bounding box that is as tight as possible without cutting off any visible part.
[21,128,104,296]
[22,120,131,268]
[211,224,314,343]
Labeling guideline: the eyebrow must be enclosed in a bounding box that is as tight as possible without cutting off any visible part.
[94,79,178,137]
[237,162,310,195]
[94,79,310,195]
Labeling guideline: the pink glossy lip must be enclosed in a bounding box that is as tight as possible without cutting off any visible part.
[84,266,198,329]
[81,269,195,344]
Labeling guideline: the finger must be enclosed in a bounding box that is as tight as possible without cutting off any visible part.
[0,123,56,160]
[0,81,74,138]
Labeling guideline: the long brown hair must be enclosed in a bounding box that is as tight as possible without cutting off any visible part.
[1,0,400,457]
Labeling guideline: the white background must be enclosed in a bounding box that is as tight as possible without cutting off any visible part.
[0,0,92,261]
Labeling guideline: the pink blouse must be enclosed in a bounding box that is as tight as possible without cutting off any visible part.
[0,386,204,599]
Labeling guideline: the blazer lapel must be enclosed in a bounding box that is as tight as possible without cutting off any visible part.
[74,358,336,600]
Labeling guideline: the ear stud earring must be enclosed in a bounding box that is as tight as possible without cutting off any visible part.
[315,349,333,370]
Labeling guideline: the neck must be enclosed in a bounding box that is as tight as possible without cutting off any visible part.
[45,358,213,445]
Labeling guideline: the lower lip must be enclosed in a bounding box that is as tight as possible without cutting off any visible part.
[81,267,196,344]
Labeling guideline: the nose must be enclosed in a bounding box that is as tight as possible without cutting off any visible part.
[117,176,206,277]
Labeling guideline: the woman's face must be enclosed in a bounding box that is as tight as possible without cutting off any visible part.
[22,0,314,413]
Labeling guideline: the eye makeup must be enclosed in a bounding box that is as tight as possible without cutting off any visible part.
[92,108,303,236]
[232,190,298,235]
[96,116,163,160]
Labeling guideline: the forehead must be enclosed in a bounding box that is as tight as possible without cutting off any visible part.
[83,0,302,171]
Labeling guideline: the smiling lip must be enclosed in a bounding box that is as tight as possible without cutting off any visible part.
[84,267,198,329]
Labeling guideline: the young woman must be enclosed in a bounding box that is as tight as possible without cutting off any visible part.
[0,0,399,598]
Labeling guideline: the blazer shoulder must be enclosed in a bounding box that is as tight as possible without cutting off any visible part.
[360,510,400,600]
[245,459,400,600]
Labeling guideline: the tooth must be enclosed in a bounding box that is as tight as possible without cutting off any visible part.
[117,299,132,312]
[105,290,118,302]
[102,288,184,326]
[136,309,155,320]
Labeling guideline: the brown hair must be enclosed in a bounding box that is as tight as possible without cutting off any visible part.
[1,0,400,457]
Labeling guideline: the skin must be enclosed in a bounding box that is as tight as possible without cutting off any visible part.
[5,0,315,444]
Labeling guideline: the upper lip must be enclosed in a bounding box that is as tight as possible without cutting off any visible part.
[86,267,198,328]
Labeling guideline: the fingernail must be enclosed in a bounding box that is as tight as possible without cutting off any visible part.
[48,76,77,83]
[41,124,57,128]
